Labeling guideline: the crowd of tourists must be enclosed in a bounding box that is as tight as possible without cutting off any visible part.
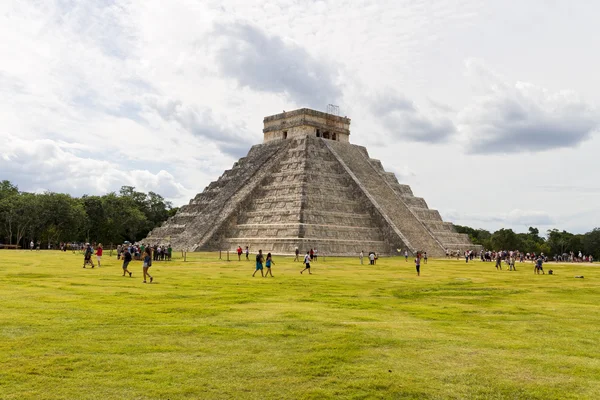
[68,239,594,283]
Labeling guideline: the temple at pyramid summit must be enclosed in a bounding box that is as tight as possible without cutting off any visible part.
[144,108,477,256]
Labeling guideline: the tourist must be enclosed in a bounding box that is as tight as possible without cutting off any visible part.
[167,244,172,261]
[294,247,300,262]
[495,253,502,270]
[301,251,312,274]
[122,247,132,277]
[117,244,122,260]
[369,251,375,265]
[509,255,516,271]
[404,250,408,262]
[310,248,314,260]
[359,250,364,265]
[465,250,469,263]
[83,243,95,268]
[245,246,249,260]
[30,240,34,251]
[313,248,318,262]
[265,252,274,277]
[535,255,545,275]
[96,243,103,267]
[253,250,264,277]
[423,251,428,264]
[415,255,421,276]
[237,245,243,261]
[143,247,153,283]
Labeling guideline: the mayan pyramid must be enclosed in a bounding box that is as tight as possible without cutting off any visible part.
[144,108,476,256]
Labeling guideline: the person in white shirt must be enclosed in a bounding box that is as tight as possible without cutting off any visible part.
[301,251,312,274]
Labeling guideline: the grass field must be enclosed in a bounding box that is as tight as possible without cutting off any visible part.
[0,250,599,399]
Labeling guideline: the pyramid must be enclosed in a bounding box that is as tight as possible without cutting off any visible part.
[144,108,477,256]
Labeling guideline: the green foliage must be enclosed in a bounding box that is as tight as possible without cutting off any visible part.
[456,224,599,256]
[454,225,492,248]
[0,181,174,247]
[582,228,600,259]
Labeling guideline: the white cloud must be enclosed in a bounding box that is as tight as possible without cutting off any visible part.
[209,22,342,108]
[458,59,600,153]
[1,138,192,201]
[369,91,456,143]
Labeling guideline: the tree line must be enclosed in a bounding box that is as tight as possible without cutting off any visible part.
[0,180,177,248]
[454,225,600,259]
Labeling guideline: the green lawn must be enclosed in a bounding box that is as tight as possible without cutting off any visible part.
[0,251,599,399]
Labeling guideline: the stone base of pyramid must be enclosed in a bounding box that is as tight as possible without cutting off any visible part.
[144,109,479,257]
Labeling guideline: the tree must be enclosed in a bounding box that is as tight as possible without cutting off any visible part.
[582,228,600,259]
[37,193,86,246]
[102,193,148,244]
[0,180,18,201]
[0,193,35,246]
[82,195,105,242]
[490,228,521,251]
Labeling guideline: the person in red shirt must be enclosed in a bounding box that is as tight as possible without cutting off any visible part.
[96,243,103,267]
[237,246,243,261]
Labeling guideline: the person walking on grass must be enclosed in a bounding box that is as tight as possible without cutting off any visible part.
[359,250,364,265]
[509,255,516,271]
[294,247,300,262]
[253,249,264,277]
[404,250,408,262]
[83,243,95,268]
[265,253,275,277]
[245,246,250,261]
[415,255,421,276]
[237,245,243,261]
[495,253,502,270]
[423,251,428,264]
[142,247,153,283]
[301,251,312,274]
[122,247,133,277]
[96,243,103,267]
[535,255,545,275]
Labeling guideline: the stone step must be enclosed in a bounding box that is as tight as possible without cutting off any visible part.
[231,223,383,241]
[409,207,443,221]
[221,237,389,256]
[401,196,428,208]
[237,209,376,227]
[424,221,456,233]
[325,139,446,257]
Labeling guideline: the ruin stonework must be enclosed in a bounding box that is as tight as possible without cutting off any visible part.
[144,108,478,256]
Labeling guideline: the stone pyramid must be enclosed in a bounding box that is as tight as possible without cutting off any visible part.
[144,108,476,256]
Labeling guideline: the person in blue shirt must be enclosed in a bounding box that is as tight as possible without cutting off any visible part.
[253,250,264,277]
[264,253,275,277]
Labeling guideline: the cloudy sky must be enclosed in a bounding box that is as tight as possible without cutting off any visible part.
[1,0,599,234]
